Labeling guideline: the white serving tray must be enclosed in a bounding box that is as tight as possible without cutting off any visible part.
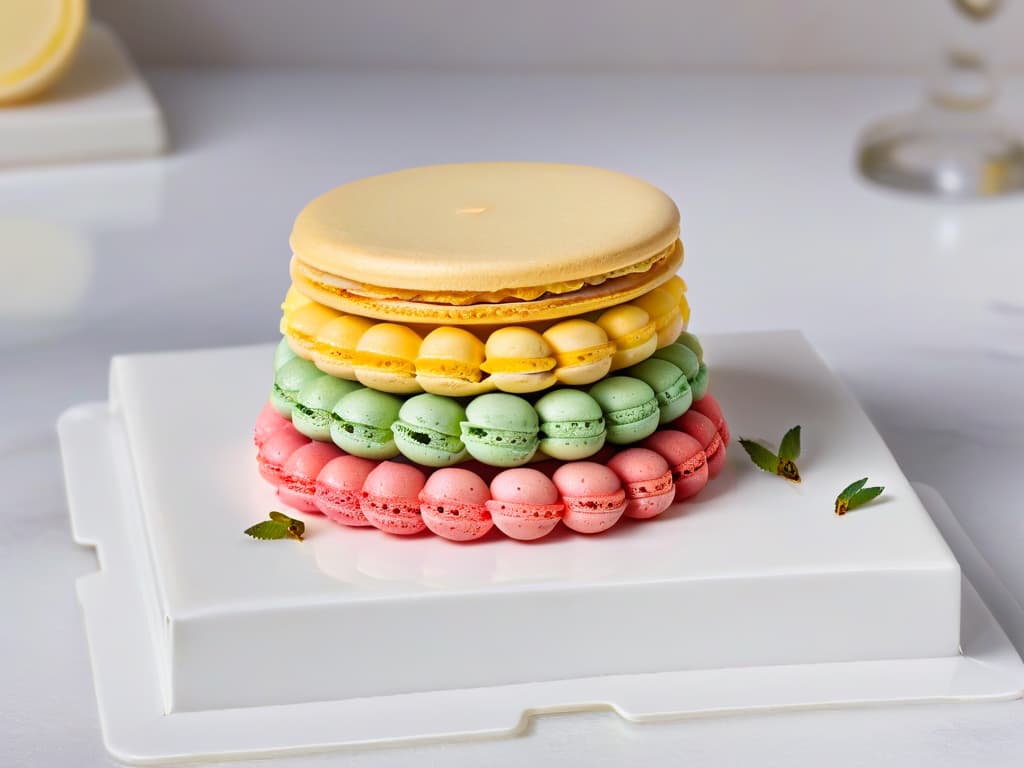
[0,23,165,168]
[58,333,1024,764]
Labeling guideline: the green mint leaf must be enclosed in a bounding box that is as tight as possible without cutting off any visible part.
[739,438,779,474]
[778,425,801,462]
[245,511,305,541]
[835,480,884,515]
[837,478,868,504]
[849,486,884,510]
[269,510,305,540]
[245,520,290,540]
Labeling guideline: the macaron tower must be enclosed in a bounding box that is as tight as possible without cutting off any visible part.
[256,162,730,541]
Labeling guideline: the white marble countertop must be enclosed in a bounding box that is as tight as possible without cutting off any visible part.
[3,71,1024,767]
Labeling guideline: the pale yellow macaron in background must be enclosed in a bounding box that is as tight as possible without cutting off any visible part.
[0,0,88,106]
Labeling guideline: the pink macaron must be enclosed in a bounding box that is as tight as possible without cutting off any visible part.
[551,462,627,534]
[254,401,290,448]
[674,410,726,479]
[486,468,563,541]
[360,462,428,535]
[257,424,309,487]
[643,430,709,501]
[607,448,676,519]
[419,467,493,542]
[278,441,344,512]
[691,393,730,445]
[316,454,376,527]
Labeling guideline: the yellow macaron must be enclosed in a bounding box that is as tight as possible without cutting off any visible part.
[415,327,494,397]
[480,327,558,393]
[632,286,684,349]
[282,302,341,359]
[542,319,616,386]
[310,315,375,379]
[351,323,423,394]
[597,305,658,370]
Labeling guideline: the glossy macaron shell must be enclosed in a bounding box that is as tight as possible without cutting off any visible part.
[486,468,563,540]
[534,389,607,460]
[254,401,290,448]
[460,393,540,467]
[315,455,377,526]
[360,462,428,535]
[607,448,675,519]
[330,388,403,459]
[391,393,468,467]
[675,409,726,478]
[271,357,323,416]
[257,424,309,486]
[551,462,627,534]
[291,375,362,441]
[691,392,730,445]
[278,441,344,512]
[626,358,693,424]
[651,341,700,380]
[588,376,660,444]
[419,467,494,541]
[643,430,709,500]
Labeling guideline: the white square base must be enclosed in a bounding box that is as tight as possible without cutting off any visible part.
[0,23,165,168]
[58,332,1024,764]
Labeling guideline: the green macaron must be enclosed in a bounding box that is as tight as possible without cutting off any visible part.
[691,363,710,401]
[271,357,322,417]
[588,376,660,445]
[391,394,468,467]
[626,358,693,424]
[534,389,606,460]
[652,342,700,381]
[674,331,704,363]
[292,375,362,441]
[460,393,539,467]
[274,337,298,371]
[330,388,402,459]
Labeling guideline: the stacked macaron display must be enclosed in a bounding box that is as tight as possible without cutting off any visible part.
[255,162,730,541]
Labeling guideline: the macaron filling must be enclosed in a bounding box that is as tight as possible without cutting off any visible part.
[351,350,416,377]
[613,321,657,349]
[652,374,691,408]
[561,491,627,514]
[553,342,617,368]
[415,358,484,382]
[604,400,659,426]
[331,417,393,447]
[460,424,538,460]
[539,417,606,440]
[670,452,707,482]
[391,422,467,462]
[484,499,563,519]
[292,401,331,432]
[481,357,556,374]
[622,471,674,499]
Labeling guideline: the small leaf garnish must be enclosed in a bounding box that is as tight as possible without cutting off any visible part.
[245,511,305,541]
[778,426,801,462]
[835,479,885,515]
[739,439,778,474]
[738,425,802,482]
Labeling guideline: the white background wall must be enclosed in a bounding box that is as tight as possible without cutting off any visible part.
[92,0,1024,72]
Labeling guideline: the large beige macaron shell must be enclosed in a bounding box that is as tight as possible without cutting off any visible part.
[289,162,680,294]
[0,0,88,106]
